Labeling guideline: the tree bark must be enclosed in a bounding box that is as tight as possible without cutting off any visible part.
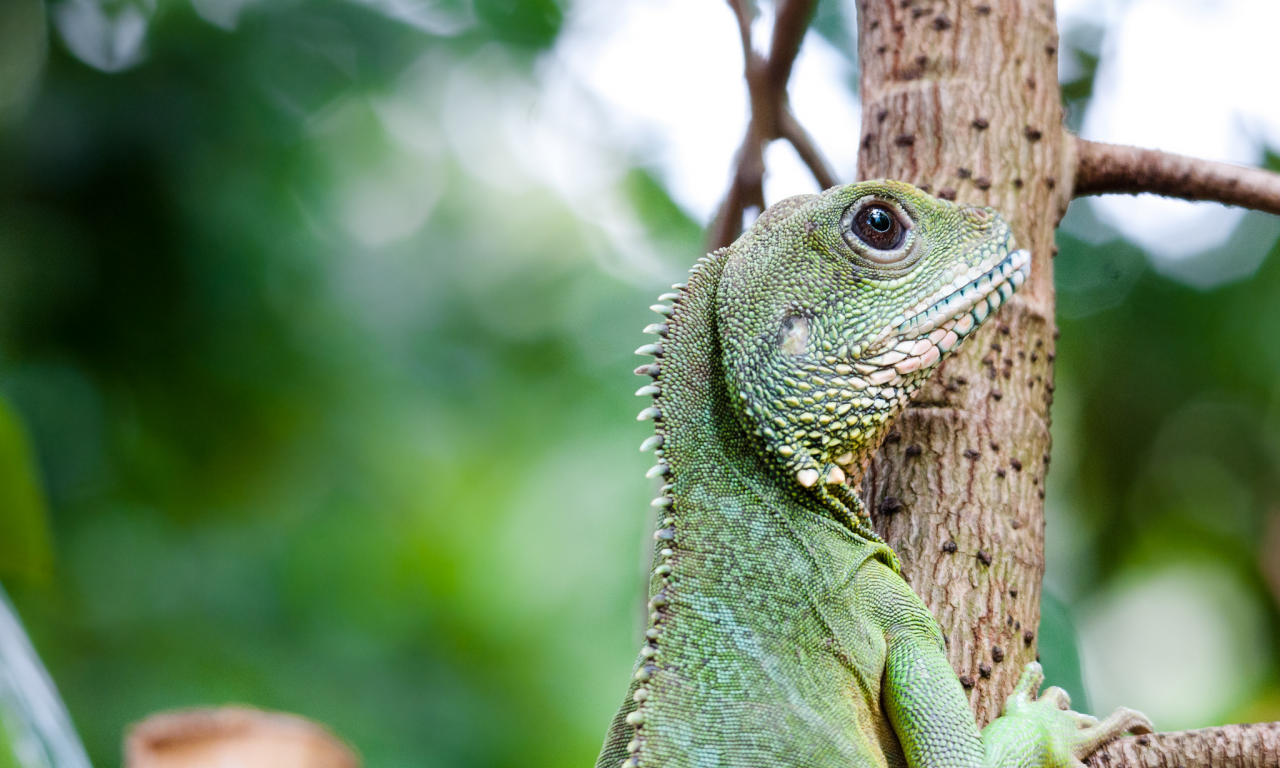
[1084,723,1280,768]
[856,0,1065,727]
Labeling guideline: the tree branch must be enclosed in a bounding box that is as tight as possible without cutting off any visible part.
[709,0,833,250]
[1074,137,1280,215]
[778,107,837,191]
[1083,722,1280,768]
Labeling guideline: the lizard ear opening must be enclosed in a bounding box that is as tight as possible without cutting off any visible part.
[778,315,810,357]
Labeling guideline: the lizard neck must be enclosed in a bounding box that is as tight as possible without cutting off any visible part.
[613,251,899,767]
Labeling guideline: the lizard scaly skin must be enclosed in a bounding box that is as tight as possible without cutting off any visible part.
[598,182,1151,768]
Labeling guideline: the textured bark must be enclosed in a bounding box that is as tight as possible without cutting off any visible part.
[1083,723,1280,768]
[855,0,1065,727]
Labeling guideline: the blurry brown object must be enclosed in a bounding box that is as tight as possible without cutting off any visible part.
[125,707,359,768]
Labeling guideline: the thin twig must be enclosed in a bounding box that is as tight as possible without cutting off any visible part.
[1074,137,1280,215]
[764,0,816,91]
[709,0,831,250]
[779,107,837,190]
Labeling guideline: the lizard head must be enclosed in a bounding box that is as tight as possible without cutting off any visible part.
[718,179,1029,494]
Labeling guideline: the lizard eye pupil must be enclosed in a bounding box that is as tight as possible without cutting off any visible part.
[852,205,905,250]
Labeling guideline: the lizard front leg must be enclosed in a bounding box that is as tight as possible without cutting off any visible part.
[858,557,1152,768]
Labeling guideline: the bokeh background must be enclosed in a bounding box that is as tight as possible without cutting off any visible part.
[1,0,1279,765]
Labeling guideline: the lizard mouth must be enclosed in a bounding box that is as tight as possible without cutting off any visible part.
[854,248,1031,384]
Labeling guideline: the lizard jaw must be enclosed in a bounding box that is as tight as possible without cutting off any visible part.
[858,248,1031,379]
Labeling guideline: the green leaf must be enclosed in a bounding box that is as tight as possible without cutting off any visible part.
[0,396,51,581]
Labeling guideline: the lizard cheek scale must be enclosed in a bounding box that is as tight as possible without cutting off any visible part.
[604,180,1150,768]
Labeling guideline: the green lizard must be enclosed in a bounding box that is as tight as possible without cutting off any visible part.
[597,181,1151,768]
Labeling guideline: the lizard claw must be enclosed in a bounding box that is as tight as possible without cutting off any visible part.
[1038,685,1072,711]
[1003,662,1045,711]
[1070,706,1154,759]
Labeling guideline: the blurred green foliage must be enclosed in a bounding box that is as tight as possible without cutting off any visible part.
[0,2,1277,766]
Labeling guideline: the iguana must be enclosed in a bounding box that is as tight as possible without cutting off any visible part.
[597,181,1151,768]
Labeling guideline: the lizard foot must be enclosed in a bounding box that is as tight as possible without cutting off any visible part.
[984,662,1153,768]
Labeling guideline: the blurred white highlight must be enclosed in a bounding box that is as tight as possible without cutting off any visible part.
[52,0,152,73]
[1079,563,1266,730]
[1061,0,1280,261]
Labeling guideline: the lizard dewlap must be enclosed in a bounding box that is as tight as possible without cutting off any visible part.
[599,181,1151,768]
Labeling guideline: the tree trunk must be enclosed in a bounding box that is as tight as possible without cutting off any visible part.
[711,1,1280,763]
[856,0,1066,726]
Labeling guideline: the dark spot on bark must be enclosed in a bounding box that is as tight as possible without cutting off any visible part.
[876,45,887,54]
[938,188,957,201]
[884,429,901,444]
[992,646,1004,662]
[905,444,922,458]
[1046,44,1057,55]
[1024,126,1043,141]
[972,118,989,130]
[870,19,880,29]
[978,663,992,678]
[990,390,1002,400]
[879,496,904,515]
[877,109,888,123]
[862,133,874,149]
[990,342,1002,352]
[1013,178,1024,188]
[1030,353,1038,362]
[1051,246,1059,258]
[976,4,991,14]
[960,675,975,688]
[957,167,972,178]
[1009,588,1018,598]
[1047,352,1056,362]
[974,177,992,190]
[942,540,958,554]
[932,14,951,30]
[999,324,1010,335]
[1137,736,1150,746]
[1011,519,1021,529]
[989,441,999,451]
[1025,76,1037,90]
[956,377,968,385]
[914,55,927,67]
[1010,458,1022,471]
[895,133,916,147]
[1038,489,1045,499]
[912,6,926,18]
[1024,630,1035,644]
[977,550,992,566]
[964,448,980,460]
[996,468,1006,478]
[1046,176,1057,189]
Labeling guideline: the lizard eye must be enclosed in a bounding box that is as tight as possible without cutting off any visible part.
[850,204,906,251]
